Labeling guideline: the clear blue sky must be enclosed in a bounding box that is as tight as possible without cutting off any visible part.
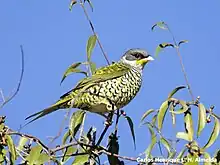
[0,0,219,164]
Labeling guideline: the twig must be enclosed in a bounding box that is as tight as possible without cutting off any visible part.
[0,89,5,102]
[96,112,114,146]
[79,0,110,65]
[166,25,194,101]
[0,45,25,108]
[7,129,50,154]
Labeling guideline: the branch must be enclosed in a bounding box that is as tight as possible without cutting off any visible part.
[0,45,25,108]
[79,0,110,65]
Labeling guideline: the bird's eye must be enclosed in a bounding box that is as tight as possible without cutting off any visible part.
[133,53,143,59]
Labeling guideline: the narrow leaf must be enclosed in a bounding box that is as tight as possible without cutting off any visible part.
[197,103,206,137]
[61,146,77,164]
[125,116,136,149]
[141,109,155,123]
[178,40,189,47]
[184,111,194,141]
[157,100,169,131]
[169,102,176,125]
[62,130,71,145]
[176,132,191,141]
[160,137,171,157]
[155,43,174,57]
[89,61,96,75]
[69,110,86,137]
[6,135,16,164]
[86,35,97,61]
[84,0,94,11]
[145,124,157,158]
[202,116,220,149]
[69,0,77,11]
[60,62,87,85]
[151,21,168,31]
[168,86,186,99]
[176,148,187,159]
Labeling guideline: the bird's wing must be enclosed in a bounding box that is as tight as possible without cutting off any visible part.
[60,62,130,99]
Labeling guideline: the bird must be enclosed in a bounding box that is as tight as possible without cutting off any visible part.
[25,48,154,124]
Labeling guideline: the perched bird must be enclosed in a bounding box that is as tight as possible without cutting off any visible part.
[26,48,154,123]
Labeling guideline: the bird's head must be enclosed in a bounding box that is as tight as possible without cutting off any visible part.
[121,48,154,70]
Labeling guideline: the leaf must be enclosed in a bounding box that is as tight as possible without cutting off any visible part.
[36,153,50,164]
[155,43,174,57]
[107,134,120,165]
[84,0,94,11]
[0,148,6,163]
[69,110,86,137]
[151,21,168,31]
[184,153,199,165]
[89,61,96,75]
[69,0,77,11]
[176,132,191,141]
[160,137,171,157]
[61,146,77,164]
[203,152,212,165]
[178,40,189,47]
[169,102,176,125]
[170,100,188,114]
[86,35,97,62]
[141,109,155,123]
[6,135,16,164]
[17,136,28,151]
[202,116,220,149]
[26,145,42,165]
[145,124,157,158]
[60,62,87,85]
[151,114,157,126]
[157,100,169,131]
[62,130,71,145]
[197,103,206,137]
[184,111,194,141]
[72,154,89,165]
[176,148,187,159]
[168,86,186,99]
[125,116,136,149]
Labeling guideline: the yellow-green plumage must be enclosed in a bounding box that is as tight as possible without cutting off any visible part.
[26,48,153,123]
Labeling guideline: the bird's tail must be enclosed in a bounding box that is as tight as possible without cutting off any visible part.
[25,98,71,125]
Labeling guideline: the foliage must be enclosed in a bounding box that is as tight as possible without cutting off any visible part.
[0,2,219,165]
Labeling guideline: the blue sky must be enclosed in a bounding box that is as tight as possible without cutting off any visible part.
[0,0,219,164]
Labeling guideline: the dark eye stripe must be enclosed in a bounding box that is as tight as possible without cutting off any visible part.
[133,53,146,59]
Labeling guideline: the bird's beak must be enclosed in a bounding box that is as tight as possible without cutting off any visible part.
[137,56,154,65]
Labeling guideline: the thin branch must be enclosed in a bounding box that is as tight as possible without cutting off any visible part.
[79,0,110,65]
[0,89,5,102]
[0,45,25,108]
[166,25,194,101]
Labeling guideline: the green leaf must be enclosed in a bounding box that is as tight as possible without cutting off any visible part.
[26,145,42,165]
[157,100,169,131]
[141,109,155,123]
[62,130,71,145]
[151,21,168,31]
[203,152,212,165]
[60,62,87,85]
[72,154,89,165]
[86,35,97,62]
[61,146,77,164]
[36,153,50,164]
[197,103,206,137]
[178,40,189,47]
[202,116,220,149]
[184,111,194,141]
[176,148,187,160]
[160,137,171,157]
[168,86,186,99]
[0,148,6,163]
[6,135,16,164]
[84,0,94,11]
[89,61,96,75]
[125,116,136,149]
[152,114,157,126]
[69,0,77,11]
[155,43,174,58]
[176,132,191,141]
[169,102,176,125]
[69,110,86,137]
[17,136,28,151]
[107,134,120,165]
[145,124,157,158]
[184,153,199,165]
[170,100,188,114]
